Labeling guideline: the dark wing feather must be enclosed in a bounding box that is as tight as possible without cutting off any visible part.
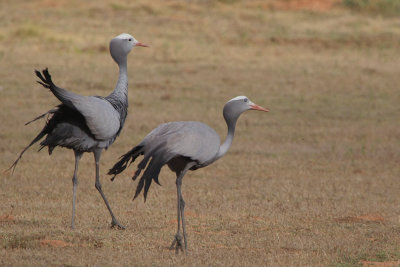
[9,104,99,173]
[25,108,58,125]
[8,115,53,173]
[108,145,144,180]
[140,155,164,201]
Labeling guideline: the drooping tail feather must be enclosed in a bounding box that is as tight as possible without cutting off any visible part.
[133,156,163,201]
[109,141,171,201]
[25,108,58,125]
[7,69,59,174]
[7,124,49,173]
[131,142,171,201]
[108,145,144,181]
[131,155,150,180]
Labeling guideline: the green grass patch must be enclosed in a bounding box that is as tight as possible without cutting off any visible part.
[336,250,400,266]
[14,24,44,39]
[342,0,400,16]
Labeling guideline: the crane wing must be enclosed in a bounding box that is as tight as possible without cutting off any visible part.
[142,121,221,165]
[36,69,121,140]
[73,96,121,140]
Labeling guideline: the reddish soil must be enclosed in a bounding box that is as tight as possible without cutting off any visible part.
[360,261,400,267]
[0,214,15,223]
[335,214,385,223]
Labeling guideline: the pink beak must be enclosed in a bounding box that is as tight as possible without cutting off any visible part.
[250,104,269,112]
[136,42,149,47]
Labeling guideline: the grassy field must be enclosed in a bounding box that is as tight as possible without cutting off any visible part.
[1,0,400,266]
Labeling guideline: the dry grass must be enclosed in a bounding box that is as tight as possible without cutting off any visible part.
[1,0,400,266]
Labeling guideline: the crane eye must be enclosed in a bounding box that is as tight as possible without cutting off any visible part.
[244,98,248,102]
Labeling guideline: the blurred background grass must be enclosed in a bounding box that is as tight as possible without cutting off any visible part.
[0,0,399,266]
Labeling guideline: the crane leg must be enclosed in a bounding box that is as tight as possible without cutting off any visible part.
[169,162,194,254]
[170,174,184,254]
[180,186,188,251]
[93,149,125,230]
[71,150,83,229]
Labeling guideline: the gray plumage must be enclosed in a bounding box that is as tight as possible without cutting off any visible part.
[10,33,148,229]
[110,121,220,199]
[108,95,269,252]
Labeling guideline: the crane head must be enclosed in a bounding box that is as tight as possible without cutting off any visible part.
[110,33,149,63]
[228,95,269,111]
[223,96,268,123]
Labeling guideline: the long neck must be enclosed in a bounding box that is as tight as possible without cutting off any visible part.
[108,59,128,101]
[214,115,238,161]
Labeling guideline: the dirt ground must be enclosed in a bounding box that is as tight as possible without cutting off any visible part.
[1,0,399,266]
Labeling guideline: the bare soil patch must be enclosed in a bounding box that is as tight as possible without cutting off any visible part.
[360,261,400,267]
[335,214,385,223]
[0,214,15,223]
[1,0,399,265]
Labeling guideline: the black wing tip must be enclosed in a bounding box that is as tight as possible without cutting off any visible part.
[36,81,50,89]
[107,164,125,182]
[42,68,51,80]
[5,163,17,175]
[24,109,55,125]
[6,154,23,175]
[132,190,147,202]
[34,68,53,89]
[107,163,126,176]
[34,67,49,74]
[108,145,144,179]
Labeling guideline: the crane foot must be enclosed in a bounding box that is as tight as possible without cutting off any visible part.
[169,234,184,254]
[111,220,126,230]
